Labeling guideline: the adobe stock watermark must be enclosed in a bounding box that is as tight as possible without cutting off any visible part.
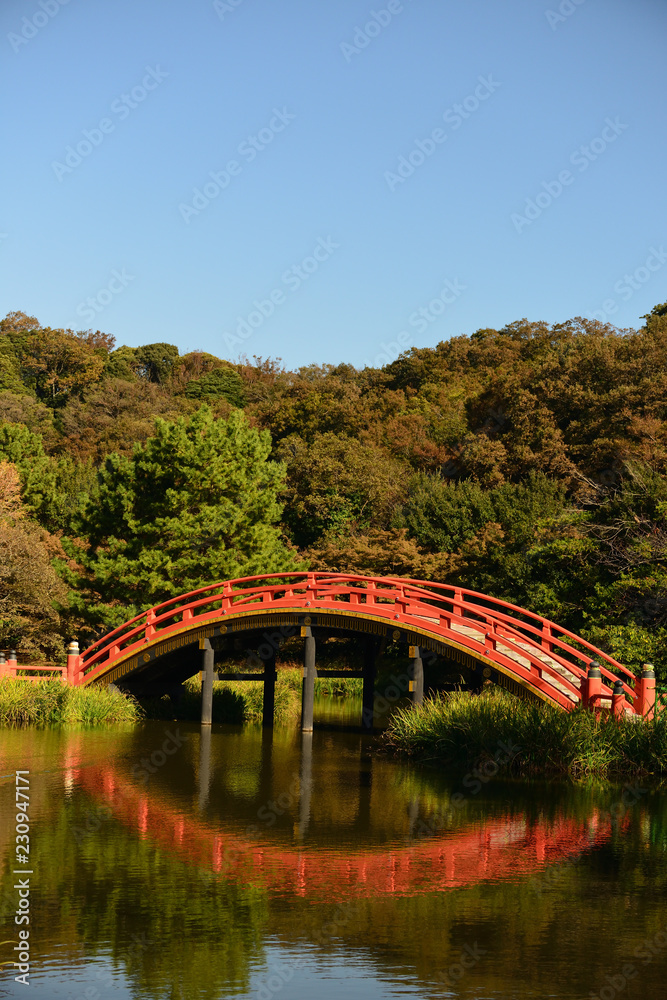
[245,772,301,836]
[254,902,356,999]
[362,277,466,368]
[222,236,339,351]
[450,739,521,808]
[67,936,154,1000]
[586,246,667,325]
[600,782,647,832]
[511,117,628,233]
[545,0,587,32]
[340,0,413,63]
[213,0,246,20]
[435,942,487,991]
[52,66,169,181]
[71,729,185,845]
[179,108,295,224]
[74,268,135,323]
[384,75,501,191]
[590,924,667,1000]
[8,0,73,54]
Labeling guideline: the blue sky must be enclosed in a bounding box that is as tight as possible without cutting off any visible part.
[1,0,665,369]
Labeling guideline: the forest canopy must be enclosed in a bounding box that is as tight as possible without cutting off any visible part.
[1,306,666,679]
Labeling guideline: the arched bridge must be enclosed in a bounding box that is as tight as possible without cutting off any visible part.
[70,573,655,726]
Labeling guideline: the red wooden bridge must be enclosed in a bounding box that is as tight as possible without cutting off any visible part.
[56,573,655,727]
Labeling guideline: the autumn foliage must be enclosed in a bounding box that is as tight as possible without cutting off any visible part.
[1,305,666,676]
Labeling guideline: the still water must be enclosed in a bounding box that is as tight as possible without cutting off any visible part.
[1,699,667,1000]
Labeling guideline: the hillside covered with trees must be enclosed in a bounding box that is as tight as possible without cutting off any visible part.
[1,306,666,679]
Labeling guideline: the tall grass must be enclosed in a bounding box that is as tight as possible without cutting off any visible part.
[382,689,667,777]
[140,667,363,725]
[0,678,141,727]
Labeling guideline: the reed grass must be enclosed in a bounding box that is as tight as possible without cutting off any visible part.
[382,689,667,777]
[0,678,141,727]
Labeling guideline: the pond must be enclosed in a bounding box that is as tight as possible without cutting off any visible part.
[1,705,666,999]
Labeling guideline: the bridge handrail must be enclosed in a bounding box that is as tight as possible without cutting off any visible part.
[76,573,636,707]
[394,586,633,695]
[77,574,627,708]
[375,575,634,681]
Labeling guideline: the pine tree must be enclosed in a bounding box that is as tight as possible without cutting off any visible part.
[66,405,302,628]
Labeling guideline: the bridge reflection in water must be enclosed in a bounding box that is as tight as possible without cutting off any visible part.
[67,725,616,902]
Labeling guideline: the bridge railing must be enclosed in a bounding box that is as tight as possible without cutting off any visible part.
[76,573,638,711]
[389,580,635,698]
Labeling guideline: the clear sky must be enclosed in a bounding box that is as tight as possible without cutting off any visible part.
[1,0,665,369]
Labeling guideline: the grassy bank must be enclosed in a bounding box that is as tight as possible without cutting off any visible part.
[382,690,667,778]
[140,667,363,725]
[0,678,141,726]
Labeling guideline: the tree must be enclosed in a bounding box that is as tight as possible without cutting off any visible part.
[277,432,408,548]
[0,422,96,533]
[67,405,302,628]
[134,342,180,383]
[184,367,246,408]
[17,327,105,402]
[0,461,68,659]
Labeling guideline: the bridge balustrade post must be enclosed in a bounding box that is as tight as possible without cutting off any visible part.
[66,641,80,685]
[200,637,214,726]
[262,651,276,728]
[409,645,424,707]
[612,680,626,719]
[301,626,316,733]
[634,664,656,720]
[8,650,17,677]
[361,639,377,732]
[0,652,6,679]
[582,661,601,710]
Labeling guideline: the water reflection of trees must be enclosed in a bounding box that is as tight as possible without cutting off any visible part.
[1,726,667,1000]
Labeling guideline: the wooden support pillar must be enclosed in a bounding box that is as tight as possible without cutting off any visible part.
[262,651,276,728]
[200,637,214,726]
[582,661,602,710]
[635,663,656,720]
[301,626,316,733]
[361,639,377,732]
[409,644,424,707]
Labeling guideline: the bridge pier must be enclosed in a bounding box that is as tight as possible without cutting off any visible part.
[201,637,214,726]
[262,651,277,728]
[361,639,377,732]
[410,645,424,707]
[301,627,316,733]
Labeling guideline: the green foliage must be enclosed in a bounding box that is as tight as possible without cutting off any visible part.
[2,304,667,665]
[67,405,302,627]
[0,352,25,393]
[581,624,667,685]
[0,421,96,532]
[134,342,180,383]
[184,366,246,407]
[0,677,141,726]
[279,432,407,547]
[383,689,667,777]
